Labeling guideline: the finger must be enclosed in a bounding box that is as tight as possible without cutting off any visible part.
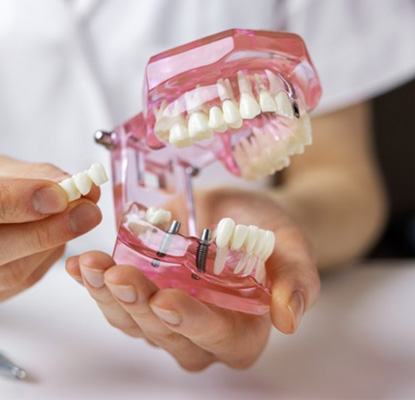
[65,255,82,284]
[0,178,68,223]
[104,266,214,371]
[0,200,101,265]
[148,289,269,369]
[0,246,63,291]
[0,245,64,301]
[84,184,100,203]
[77,252,143,338]
[268,226,321,334]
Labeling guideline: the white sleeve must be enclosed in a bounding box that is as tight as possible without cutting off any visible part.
[286,0,415,113]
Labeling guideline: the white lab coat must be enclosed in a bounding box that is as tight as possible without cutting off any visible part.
[0,0,414,255]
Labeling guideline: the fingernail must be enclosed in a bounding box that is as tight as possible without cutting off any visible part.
[81,267,104,288]
[151,306,181,326]
[69,203,101,234]
[287,291,305,332]
[32,186,67,214]
[107,284,136,303]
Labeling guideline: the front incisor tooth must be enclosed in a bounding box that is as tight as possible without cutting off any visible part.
[230,224,249,251]
[208,106,227,132]
[259,90,277,112]
[59,177,81,202]
[245,225,259,253]
[222,100,242,129]
[187,111,212,140]
[169,122,192,147]
[88,163,109,186]
[239,93,261,119]
[275,92,294,118]
[215,217,236,248]
[72,171,92,195]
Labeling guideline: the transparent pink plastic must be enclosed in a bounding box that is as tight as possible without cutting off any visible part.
[101,29,321,315]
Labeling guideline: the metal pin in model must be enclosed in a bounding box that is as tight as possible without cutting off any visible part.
[151,220,181,267]
[196,228,211,273]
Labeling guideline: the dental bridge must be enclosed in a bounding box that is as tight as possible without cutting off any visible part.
[95,29,321,315]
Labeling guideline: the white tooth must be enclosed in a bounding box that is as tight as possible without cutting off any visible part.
[216,79,230,100]
[154,117,174,141]
[274,157,291,172]
[255,261,266,284]
[188,111,212,140]
[265,69,284,93]
[88,163,108,186]
[297,114,312,145]
[145,207,172,226]
[259,90,277,112]
[234,255,248,274]
[184,90,203,112]
[208,106,227,132]
[259,230,276,260]
[275,92,294,118]
[253,229,268,257]
[215,217,236,248]
[243,255,257,276]
[169,122,192,147]
[245,225,259,253]
[214,246,229,275]
[73,171,93,195]
[59,177,81,202]
[239,93,261,119]
[230,224,249,251]
[222,100,242,128]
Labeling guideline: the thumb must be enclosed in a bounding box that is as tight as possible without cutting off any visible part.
[268,226,320,334]
[0,178,68,223]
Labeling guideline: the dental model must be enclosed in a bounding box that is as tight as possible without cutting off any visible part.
[59,163,108,201]
[94,29,321,315]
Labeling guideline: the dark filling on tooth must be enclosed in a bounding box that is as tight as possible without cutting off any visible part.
[292,101,300,118]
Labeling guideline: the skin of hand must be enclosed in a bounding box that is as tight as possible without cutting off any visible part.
[0,155,102,302]
[66,100,387,371]
[66,188,320,371]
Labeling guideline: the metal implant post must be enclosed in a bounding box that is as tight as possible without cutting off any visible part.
[0,353,27,380]
[196,229,211,273]
[151,220,181,267]
[94,130,117,150]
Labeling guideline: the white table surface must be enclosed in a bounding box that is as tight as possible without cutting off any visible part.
[1,260,414,400]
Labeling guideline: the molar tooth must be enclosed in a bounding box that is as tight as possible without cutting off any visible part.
[275,92,294,118]
[297,114,313,146]
[259,90,277,112]
[230,224,249,251]
[88,163,109,186]
[222,100,242,129]
[188,111,212,140]
[59,177,81,202]
[208,106,227,132]
[145,207,172,226]
[215,217,236,248]
[72,171,93,195]
[169,122,192,147]
[239,93,261,119]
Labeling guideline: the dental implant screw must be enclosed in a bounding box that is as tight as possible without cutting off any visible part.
[196,229,211,273]
[152,220,181,267]
[94,130,117,150]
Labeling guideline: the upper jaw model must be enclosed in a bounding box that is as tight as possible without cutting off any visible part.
[95,29,321,315]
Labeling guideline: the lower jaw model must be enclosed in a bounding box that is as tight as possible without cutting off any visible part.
[93,29,322,315]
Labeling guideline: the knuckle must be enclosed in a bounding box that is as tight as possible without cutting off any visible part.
[0,183,17,221]
[31,224,54,250]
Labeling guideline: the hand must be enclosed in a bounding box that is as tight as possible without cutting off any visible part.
[66,187,320,371]
[0,155,102,301]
